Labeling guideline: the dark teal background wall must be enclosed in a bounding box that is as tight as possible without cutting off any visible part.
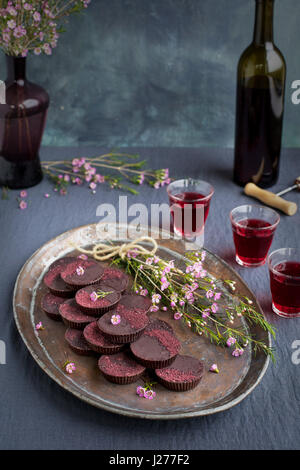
[1,0,299,148]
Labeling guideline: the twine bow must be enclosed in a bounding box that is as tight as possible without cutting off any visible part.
[73,236,158,261]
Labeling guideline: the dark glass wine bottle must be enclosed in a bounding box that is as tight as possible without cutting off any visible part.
[233,0,286,188]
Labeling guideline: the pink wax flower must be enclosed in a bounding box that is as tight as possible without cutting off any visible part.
[202,309,210,319]
[111,314,121,325]
[232,349,244,357]
[76,266,85,276]
[150,305,159,313]
[206,290,214,299]
[209,364,219,373]
[152,294,161,304]
[35,322,44,331]
[211,303,218,313]
[90,291,98,302]
[136,386,146,397]
[65,362,76,374]
[226,337,236,347]
[20,190,27,198]
[173,312,183,320]
[77,254,88,261]
[144,390,156,400]
[19,200,27,210]
[139,289,148,297]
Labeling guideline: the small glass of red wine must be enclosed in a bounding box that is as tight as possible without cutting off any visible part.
[268,248,300,318]
[230,205,280,267]
[167,179,214,240]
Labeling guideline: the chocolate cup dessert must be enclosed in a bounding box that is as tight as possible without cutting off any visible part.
[43,257,78,297]
[97,304,149,344]
[155,355,204,392]
[59,298,96,329]
[60,259,104,288]
[101,267,130,293]
[75,285,121,315]
[83,321,125,355]
[65,328,94,356]
[98,352,146,385]
[41,292,66,321]
[117,294,152,315]
[130,318,181,368]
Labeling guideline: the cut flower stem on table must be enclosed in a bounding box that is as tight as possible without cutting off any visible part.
[41,152,170,195]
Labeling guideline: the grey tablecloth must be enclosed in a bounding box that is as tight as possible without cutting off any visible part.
[0,147,299,450]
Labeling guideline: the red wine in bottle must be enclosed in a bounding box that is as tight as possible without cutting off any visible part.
[234,0,286,188]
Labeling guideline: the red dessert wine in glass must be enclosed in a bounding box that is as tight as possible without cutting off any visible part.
[167,179,214,240]
[230,205,279,267]
[268,248,300,318]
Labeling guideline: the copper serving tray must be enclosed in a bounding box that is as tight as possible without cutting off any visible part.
[13,223,271,419]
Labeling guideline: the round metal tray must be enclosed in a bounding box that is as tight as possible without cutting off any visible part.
[13,223,270,419]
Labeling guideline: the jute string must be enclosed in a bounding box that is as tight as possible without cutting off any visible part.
[72,236,158,261]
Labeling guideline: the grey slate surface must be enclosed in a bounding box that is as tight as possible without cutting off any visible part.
[0,146,299,450]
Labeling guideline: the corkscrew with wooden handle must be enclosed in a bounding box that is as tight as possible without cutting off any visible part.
[244,177,300,216]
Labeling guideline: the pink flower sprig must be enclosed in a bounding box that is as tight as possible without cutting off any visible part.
[41,152,170,195]
[63,361,76,374]
[0,1,91,58]
[108,248,276,361]
[209,364,220,374]
[90,290,113,302]
[136,380,157,400]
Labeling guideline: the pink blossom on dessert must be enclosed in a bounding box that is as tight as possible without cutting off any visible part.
[20,190,27,198]
[76,266,85,276]
[111,314,121,325]
[90,291,98,302]
[77,254,88,260]
[209,364,219,373]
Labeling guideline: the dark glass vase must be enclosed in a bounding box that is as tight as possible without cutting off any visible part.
[0,55,49,189]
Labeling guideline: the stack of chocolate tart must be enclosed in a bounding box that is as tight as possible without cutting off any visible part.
[42,256,204,392]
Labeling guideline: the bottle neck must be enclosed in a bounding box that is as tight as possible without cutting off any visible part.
[253,0,274,45]
[6,55,27,81]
